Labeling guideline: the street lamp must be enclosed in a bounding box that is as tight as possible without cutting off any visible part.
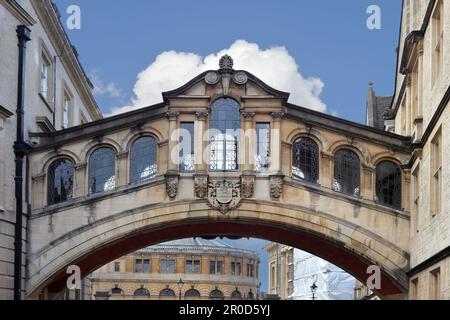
[310,282,318,301]
[177,278,185,301]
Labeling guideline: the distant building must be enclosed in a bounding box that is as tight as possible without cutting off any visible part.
[265,243,356,300]
[91,239,260,300]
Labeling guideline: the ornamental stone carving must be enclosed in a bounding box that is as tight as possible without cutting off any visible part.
[270,175,285,200]
[204,55,248,89]
[194,173,209,199]
[219,55,234,70]
[195,111,209,121]
[165,171,180,199]
[241,174,255,199]
[207,180,242,214]
[232,71,248,85]
[241,111,256,121]
[205,71,220,85]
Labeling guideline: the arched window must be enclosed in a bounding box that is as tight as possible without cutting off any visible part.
[376,161,402,209]
[292,137,319,183]
[134,285,150,297]
[247,289,254,300]
[47,159,74,205]
[159,287,176,298]
[333,149,360,197]
[209,98,240,171]
[111,285,123,295]
[209,287,225,300]
[185,287,201,299]
[130,137,157,184]
[231,288,242,299]
[88,147,116,194]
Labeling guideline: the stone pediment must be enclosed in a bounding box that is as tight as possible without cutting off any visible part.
[162,55,290,102]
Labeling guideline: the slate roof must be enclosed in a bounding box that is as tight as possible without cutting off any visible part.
[366,83,393,130]
[373,95,393,129]
[137,238,258,258]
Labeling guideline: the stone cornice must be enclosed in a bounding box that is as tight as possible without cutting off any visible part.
[285,103,411,152]
[29,0,102,120]
[0,105,14,119]
[0,0,37,26]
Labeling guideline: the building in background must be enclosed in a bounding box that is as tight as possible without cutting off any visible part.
[0,0,101,300]
[265,243,357,300]
[90,239,260,300]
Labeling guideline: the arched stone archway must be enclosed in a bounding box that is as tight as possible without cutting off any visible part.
[27,200,409,299]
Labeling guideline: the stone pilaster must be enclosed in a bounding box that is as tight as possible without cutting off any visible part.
[270,112,284,174]
[31,173,46,210]
[74,163,87,198]
[117,151,128,187]
[362,164,375,201]
[241,112,255,173]
[195,112,208,172]
[167,111,180,172]
[320,152,333,189]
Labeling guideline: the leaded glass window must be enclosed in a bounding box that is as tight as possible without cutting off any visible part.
[333,149,360,197]
[209,98,240,171]
[134,286,150,297]
[130,137,157,184]
[185,287,201,298]
[255,123,270,172]
[231,289,242,299]
[159,287,176,297]
[376,161,402,209]
[209,288,224,300]
[180,122,195,172]
[88,148,116,194]
[111,285,122,294]
[292,138,319,183]
[47,159,74,205]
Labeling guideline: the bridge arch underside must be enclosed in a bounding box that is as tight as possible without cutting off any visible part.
[28,202,409,299]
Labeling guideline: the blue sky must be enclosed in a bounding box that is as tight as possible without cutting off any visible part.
[53,0,403,293]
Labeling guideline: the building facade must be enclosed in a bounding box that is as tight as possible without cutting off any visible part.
[389,0,450,300]
[0,0,101,300]
[90,239,260,300]
[265,244,356,300]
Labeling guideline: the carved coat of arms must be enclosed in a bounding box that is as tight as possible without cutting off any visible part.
[207,180,242,214]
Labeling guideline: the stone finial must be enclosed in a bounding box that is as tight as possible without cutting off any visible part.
[219,55,234,70]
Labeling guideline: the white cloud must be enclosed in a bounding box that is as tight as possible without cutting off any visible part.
[108,40,326,116]
[90,70,122,98]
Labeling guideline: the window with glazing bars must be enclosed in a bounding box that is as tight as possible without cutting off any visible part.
[209,98,240,171]
[47,159,74,205]
[292,137,319,183]
[130,137,157,184]
[88,148,116,194]
[376,161,402,209]
[180,122,195,171]
[333,149,360,197]
[255,123,270,171]
[160,259,176,273]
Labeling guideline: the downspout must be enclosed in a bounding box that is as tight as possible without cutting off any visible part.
[14,25,31,301]
[52,55,57,127]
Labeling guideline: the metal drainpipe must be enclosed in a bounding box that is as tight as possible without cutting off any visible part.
[52,55,57,127]
[14,25,31,301]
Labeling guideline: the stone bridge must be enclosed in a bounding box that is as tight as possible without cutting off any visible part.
[26,57,413,299]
